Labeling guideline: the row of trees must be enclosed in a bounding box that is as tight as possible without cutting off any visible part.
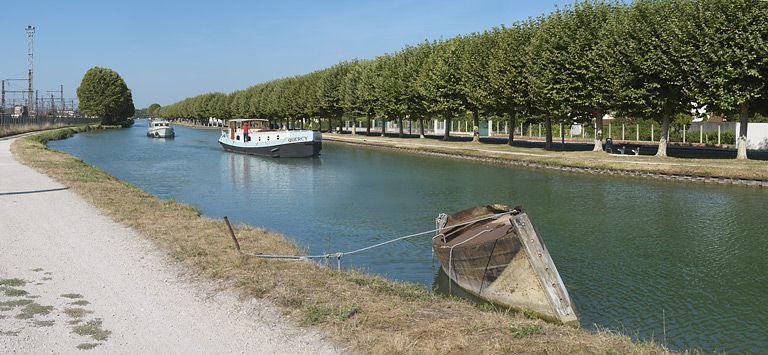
[155,0,767,159]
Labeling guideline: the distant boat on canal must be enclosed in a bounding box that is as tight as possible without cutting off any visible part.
[219,119,321,158]
[433,204,578,326]
[147,119,175,138]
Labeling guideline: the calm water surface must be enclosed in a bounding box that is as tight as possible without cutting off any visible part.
[50,122,768,352]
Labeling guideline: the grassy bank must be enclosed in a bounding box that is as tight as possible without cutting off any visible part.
[326,134,768,183]
[11,127,665,354]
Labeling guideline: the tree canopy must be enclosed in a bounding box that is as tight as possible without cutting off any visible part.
[157,0,768,159]
[77,67,135,127]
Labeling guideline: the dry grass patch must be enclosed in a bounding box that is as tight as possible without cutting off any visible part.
[61,293,84,299]
[15,302,53,319]
[0,278,26,287]
[76,343,100,350]
[64,307,93,318]
[0,299,34,309]
[11,127,667,353]
[1,287,28,297]
[72,319,110,342]
[70,300,90,306]
[33,320,55,327]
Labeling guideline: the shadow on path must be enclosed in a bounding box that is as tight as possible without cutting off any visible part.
[0,187,69,196]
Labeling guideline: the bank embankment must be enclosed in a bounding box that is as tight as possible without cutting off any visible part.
[1,126,335,353]
[170,121,224,130]
[325,134,768,187]
[10,127,665,353]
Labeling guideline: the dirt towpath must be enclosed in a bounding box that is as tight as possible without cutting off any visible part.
[0,136,338,353]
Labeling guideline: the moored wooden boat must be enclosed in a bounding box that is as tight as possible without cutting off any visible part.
[432,204,578,326]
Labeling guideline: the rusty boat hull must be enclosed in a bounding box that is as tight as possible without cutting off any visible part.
[432,204,578,326]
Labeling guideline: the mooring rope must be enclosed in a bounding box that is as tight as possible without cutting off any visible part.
[239,211,514,266]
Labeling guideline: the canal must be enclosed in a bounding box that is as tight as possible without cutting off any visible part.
[50,122,768,352]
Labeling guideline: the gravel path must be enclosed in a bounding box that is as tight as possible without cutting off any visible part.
[0,136,339,354]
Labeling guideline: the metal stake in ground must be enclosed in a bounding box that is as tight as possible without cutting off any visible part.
[223,216,241,252]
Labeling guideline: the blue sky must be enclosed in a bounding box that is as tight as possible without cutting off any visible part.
[0,0,571,108]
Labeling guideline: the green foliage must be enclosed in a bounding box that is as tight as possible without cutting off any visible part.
[147,103,161,117]
[685,0,768,116]
[76,67,135,127]
[154,0,766,153]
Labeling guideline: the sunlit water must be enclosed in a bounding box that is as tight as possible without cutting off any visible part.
[50,122,768,352]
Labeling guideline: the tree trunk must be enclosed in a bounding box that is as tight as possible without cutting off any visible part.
[472,109,480,143]
[398,117,404,138]
[367,116,371,135]
[561,122,566,148]
[381,119,386,137]
[507,115,516,146]
[419,117,425,138]
[544,117,553,150]
[443,117,451,141]
[593,109,605,152]
[737,102,749,160]
[656,109,671,157]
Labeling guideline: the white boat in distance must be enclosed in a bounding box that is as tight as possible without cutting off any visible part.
[147,119,175,138]
[219,119,321,158]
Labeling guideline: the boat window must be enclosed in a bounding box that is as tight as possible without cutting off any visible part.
[236,135,240,141]
[277,135,279,140]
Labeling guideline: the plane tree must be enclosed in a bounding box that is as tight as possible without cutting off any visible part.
[399,43,432,138]
[685,0,768,159]
[487,22,537,145]
[611,0,696,157]
[458,33,495,142]
[417,39,465,141]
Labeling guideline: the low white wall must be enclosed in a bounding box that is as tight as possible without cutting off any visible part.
[735,122,768,150]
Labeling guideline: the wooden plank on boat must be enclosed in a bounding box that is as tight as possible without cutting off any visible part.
[511,213,578,326]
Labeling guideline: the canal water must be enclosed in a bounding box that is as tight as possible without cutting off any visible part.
[50,122,768,352]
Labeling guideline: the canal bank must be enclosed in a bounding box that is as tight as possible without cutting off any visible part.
[0,129,337,353]
[7,127,662,353]
[324,133,768,187]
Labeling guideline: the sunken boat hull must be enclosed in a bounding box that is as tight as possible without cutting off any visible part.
[433,204,578,326]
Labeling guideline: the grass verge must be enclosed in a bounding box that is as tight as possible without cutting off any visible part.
[10,127,666,353]
[325,134,768,182]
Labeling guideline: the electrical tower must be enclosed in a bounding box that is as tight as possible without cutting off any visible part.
[26,25,35,115]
